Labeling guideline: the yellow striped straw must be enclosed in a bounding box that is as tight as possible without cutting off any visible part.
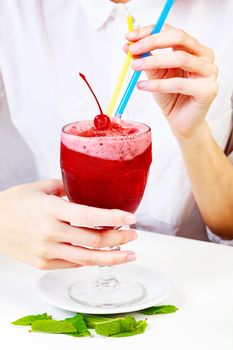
[107,14,134,117]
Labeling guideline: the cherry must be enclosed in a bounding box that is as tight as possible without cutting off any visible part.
[94,114,110,131]
[79,73,111,131]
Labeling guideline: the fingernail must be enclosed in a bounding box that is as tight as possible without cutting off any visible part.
[126,253,137,262]
[130,231,138,241]
[123,43,130,52]
[137,81,147,89]
[130,42,143,54]
[132,58,144,68]
[124,214,137,225]
[126,29,138,39]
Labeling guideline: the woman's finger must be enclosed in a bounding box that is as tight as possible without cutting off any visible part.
[50,197,137,228]
[36,258,81,270]
[126,24,154,42]
[25,179,66,197]
[132,51,218,78]
[128,28,214,61]
[125,23,172,42]
[56,223,137,248]
[137,78,218,101]
[51,243,136,266]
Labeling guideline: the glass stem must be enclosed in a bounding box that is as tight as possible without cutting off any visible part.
[96,246,120,289]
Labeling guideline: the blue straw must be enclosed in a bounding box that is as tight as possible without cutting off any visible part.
[114,0,175,118]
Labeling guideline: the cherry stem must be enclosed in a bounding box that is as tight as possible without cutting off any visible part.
[79,73,103,115]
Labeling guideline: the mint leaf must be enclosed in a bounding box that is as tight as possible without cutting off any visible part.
[95,316,137,337]
[112,319,148,337]
[68,332,87,337]
[12,313,52,326]
[30,320,76,334]
[82,314,111,329]
[65,314,90,336]
[11,306,177,338]
[135,319,148,334]
[139,305,178,315]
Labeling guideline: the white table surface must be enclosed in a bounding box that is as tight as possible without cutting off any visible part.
[0,231,233,350]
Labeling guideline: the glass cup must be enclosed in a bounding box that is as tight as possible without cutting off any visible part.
[60,120,152,308]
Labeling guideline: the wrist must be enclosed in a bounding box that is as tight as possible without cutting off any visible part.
[173,121,212,147]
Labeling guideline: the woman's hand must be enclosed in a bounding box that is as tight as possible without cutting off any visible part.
[0,180,137,269]
[125,24,233,239]
[126,24,218,140]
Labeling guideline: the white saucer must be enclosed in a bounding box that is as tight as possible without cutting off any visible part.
[37,264,172,315]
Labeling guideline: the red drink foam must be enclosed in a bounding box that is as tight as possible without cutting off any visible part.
[61,120,151,161]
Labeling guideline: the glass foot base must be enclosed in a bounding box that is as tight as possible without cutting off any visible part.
[68,277,146,308]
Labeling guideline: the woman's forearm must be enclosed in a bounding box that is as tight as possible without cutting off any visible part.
[178,122,233,240]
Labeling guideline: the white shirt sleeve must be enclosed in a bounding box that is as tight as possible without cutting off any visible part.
[0,71,38,190]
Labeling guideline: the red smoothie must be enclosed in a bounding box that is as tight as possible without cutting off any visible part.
[60,120,152,213]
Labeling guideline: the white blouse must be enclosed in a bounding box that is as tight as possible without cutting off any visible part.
[0,0,233,244]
